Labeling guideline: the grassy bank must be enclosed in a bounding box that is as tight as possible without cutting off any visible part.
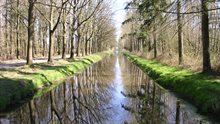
[124,52,220,119]
[0,51,112,111]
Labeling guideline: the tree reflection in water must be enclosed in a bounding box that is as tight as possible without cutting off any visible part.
[0,55,212,124]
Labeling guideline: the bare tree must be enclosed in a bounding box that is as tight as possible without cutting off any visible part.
[48,0,68,63]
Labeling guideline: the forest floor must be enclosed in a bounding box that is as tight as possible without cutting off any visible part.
[124,52,220,121]
[0,51,112,112]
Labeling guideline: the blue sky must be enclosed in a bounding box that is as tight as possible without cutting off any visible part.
[112,0,130,41]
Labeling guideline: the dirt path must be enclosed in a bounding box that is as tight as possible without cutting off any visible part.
[0,55,70,68]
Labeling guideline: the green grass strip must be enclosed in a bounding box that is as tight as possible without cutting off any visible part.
[0,51,112,111]
[124,52,220,119]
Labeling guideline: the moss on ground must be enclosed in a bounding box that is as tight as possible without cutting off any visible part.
[0,51,112,111]
[124,52,220,120]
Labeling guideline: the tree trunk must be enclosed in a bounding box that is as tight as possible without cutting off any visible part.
[153,25,157,58]
[70,30,74,59]
[43,33,46,57]
[201,0,211,73]
[70,0,78,59]
[85,38,88,55]
[89,38,92,54]
[38,19,42,56]
[76,32,80,56]
[62,8,67,59]
[9,6,13,58]
[16,0,20,59]
[148,36,151,52]
[48,0,54,63]
[27,0,36,65]
[33,29,36,58]
[177,0,183,65]
[48,30,54,63]
[5,0,9,59]
[57,34,61,55]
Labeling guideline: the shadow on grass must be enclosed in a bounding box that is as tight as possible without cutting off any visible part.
[83,58,95,64]
[0,78,36,112]
[81,60,93,65]
[0,67,17,72]
[0,62,25,68]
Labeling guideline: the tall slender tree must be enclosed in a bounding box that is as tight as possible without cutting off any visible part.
[177,0,183,65]
[27,0,36,65]
[70,0,78,59]
[201,0,211,73]
[16,0,20,59]
[48,0,68,63]
[62,5,67,59]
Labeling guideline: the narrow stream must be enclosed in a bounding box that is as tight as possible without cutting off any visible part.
[0,55,216,124]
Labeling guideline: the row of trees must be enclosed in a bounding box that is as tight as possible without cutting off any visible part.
[121,0,220,73]
[0,0,116,65]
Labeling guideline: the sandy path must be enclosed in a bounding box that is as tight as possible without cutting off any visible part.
[0,55,70,68]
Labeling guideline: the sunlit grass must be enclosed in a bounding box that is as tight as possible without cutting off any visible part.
[124,52,220,119]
